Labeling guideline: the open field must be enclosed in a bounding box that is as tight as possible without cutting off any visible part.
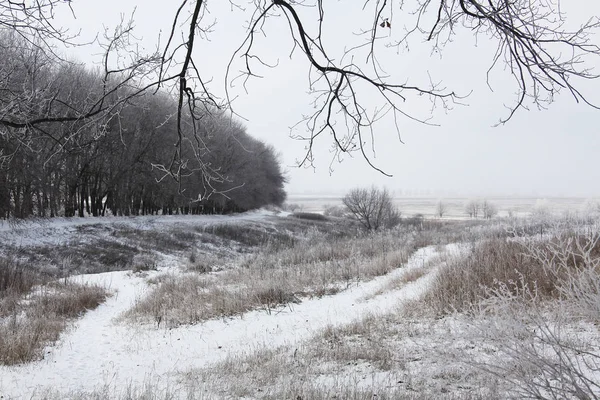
[0,210,598,399]
[287,195,595,219]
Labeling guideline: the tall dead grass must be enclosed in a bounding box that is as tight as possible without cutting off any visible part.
[0,257,39,296]
[0,258,109,365]
[424,229,600,315]
[424,239,551,314]
[419,225,600,399]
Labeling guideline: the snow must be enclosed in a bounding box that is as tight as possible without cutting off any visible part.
[0,240,445,399]
[0,210,277,248]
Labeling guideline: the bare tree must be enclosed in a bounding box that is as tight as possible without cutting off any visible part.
[465,199,481,219]
[343,187,401,231]
[482,199,498,219]
[532,199,553,221]
[2,0,600,192]
[436,200,448,218]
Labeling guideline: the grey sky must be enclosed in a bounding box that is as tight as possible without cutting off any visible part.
[55,0,600,197]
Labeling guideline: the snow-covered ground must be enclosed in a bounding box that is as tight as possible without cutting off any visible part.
[0,210,281,248]
[0,213,449,399]
[3,213,597,399]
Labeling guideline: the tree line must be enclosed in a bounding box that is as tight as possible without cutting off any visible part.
[0,32,286,219]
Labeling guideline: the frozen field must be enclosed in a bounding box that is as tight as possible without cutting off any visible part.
[287,195,592,218]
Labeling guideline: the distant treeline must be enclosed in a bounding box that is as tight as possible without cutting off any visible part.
[0,32,286,219]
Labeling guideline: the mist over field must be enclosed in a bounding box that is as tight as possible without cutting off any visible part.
[288,195,593,219]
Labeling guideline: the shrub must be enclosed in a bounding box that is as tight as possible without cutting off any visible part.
[421,228,600,399]
[291,212,327,221]
[342,186,400,231]
[468,232,600,400]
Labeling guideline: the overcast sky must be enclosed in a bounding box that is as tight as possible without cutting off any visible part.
[54,0,600,198]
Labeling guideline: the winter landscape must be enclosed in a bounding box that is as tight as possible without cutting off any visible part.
[1,201,599,399]
[2,0,600,399]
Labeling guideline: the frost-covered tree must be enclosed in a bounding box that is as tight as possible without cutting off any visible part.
[1,0,599,179]
[436,200,448,219]
[482,200,498,219]
[465,199,481,219]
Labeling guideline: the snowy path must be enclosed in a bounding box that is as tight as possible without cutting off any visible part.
[0,245,448,399]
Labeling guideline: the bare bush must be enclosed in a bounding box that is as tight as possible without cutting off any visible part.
[283,203,302,212]
[187,252,219,274]
[131,253,159,273]
[422,227,600,399]
[343,187,401,231]
[521,231,600,323]
[471,281,600,400]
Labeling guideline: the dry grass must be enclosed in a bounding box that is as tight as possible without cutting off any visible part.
[34,282,108,319]
[8,239,140,276]
[422,230,600,316]
[38,376,489,400]
[201,222,295,247]
[422,239,554,314]
[48,218,599,399]
[125,231,415,327]
[131,253,159,273]
[0,257,42,317]
[0,317,65,366]
[0,257,39,295]
[0,275,109,365]
[126,218,510,328]
[186,252,222,273]
[125,271,306,327]
[188,310,503,400]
